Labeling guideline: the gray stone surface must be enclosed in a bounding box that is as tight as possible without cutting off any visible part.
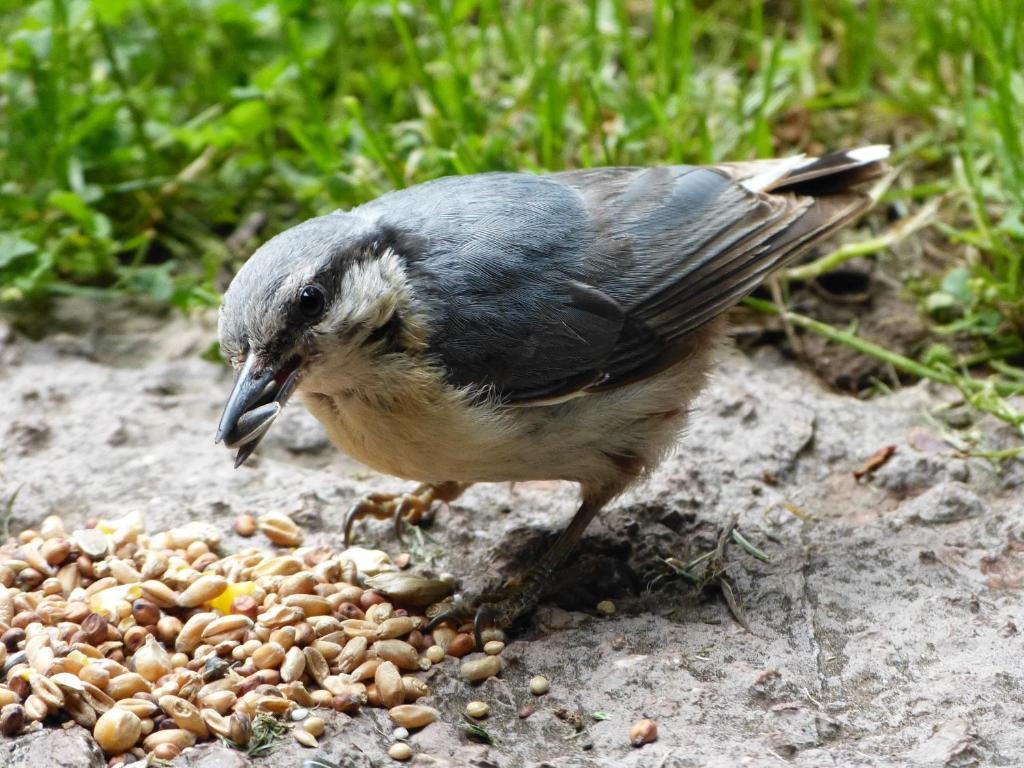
[0,301,1022,768]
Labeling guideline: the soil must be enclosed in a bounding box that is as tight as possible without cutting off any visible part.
[1,299,1022,768]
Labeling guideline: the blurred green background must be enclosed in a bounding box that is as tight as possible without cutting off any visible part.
[1,0,1022,440]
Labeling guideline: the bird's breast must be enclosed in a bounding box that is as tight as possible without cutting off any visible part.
[299,386,521,483]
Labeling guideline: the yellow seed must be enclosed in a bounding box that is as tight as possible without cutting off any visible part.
[465,700,490,718]
[425,645,445,664]
[596,599,616,616]
[93,708,142,754]
[303,716,325,738]
[483,641,504,655]
[208,581,256,615]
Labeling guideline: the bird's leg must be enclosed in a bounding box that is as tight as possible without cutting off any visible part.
[343,481,470,547]
[427,485,615,645]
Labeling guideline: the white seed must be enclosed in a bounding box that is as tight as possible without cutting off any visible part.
[388,742,413,761]
[529,675,549,696]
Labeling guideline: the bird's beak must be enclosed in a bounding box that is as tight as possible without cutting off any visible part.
[215,353,302,468]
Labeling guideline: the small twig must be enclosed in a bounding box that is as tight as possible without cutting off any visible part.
[159,145,218,199]
[853,444,897,480]
[768,275,802,355]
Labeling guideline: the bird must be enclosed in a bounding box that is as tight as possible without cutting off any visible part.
[215,145,890,638]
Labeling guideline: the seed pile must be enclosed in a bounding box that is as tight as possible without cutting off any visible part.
[0,511,505,764]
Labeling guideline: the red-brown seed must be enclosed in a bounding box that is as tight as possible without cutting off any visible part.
[447,633,475,658]
[336,603,364,620]
[331,694,361,714]
[629,718,658,747]
[358,590,385,610]
[231,596,259,620]
[234,515,257,537]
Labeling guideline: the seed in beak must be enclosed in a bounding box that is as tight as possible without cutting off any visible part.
[222,403,282,450]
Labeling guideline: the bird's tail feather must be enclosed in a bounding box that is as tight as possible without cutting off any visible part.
[735,145,891,196]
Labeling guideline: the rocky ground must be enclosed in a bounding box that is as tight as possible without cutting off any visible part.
[1,300,1022,768]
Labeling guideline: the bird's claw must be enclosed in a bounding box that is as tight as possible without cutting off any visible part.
[342,490,429,547]
[425,574,545,648]
[342,481,467,548]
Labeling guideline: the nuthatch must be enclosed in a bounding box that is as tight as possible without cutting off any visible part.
[216,146,890,635]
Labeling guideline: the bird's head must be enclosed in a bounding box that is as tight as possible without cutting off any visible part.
[215,213,425,466]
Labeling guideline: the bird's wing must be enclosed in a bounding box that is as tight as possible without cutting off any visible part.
[370,148,887,404]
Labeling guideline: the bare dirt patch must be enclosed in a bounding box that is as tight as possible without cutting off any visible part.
[1,301,1021,767]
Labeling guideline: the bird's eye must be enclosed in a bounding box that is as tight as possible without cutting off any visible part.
[298,285,326,320]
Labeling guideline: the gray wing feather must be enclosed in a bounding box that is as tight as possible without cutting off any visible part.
[355,155,879,402]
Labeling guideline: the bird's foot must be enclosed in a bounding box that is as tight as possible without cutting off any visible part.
[343,481,467,547]
[426,569,549,648]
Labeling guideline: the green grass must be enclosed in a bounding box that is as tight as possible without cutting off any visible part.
[0,0,1022,440]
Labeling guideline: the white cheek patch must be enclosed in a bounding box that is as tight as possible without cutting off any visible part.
[322,248,407,331]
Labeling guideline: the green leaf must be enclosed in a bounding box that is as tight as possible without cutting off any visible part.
[0,235,37,269]
[91,0,135,25]
[48,191,95,229]
[940,267,973,304]
[925,291,957,314]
